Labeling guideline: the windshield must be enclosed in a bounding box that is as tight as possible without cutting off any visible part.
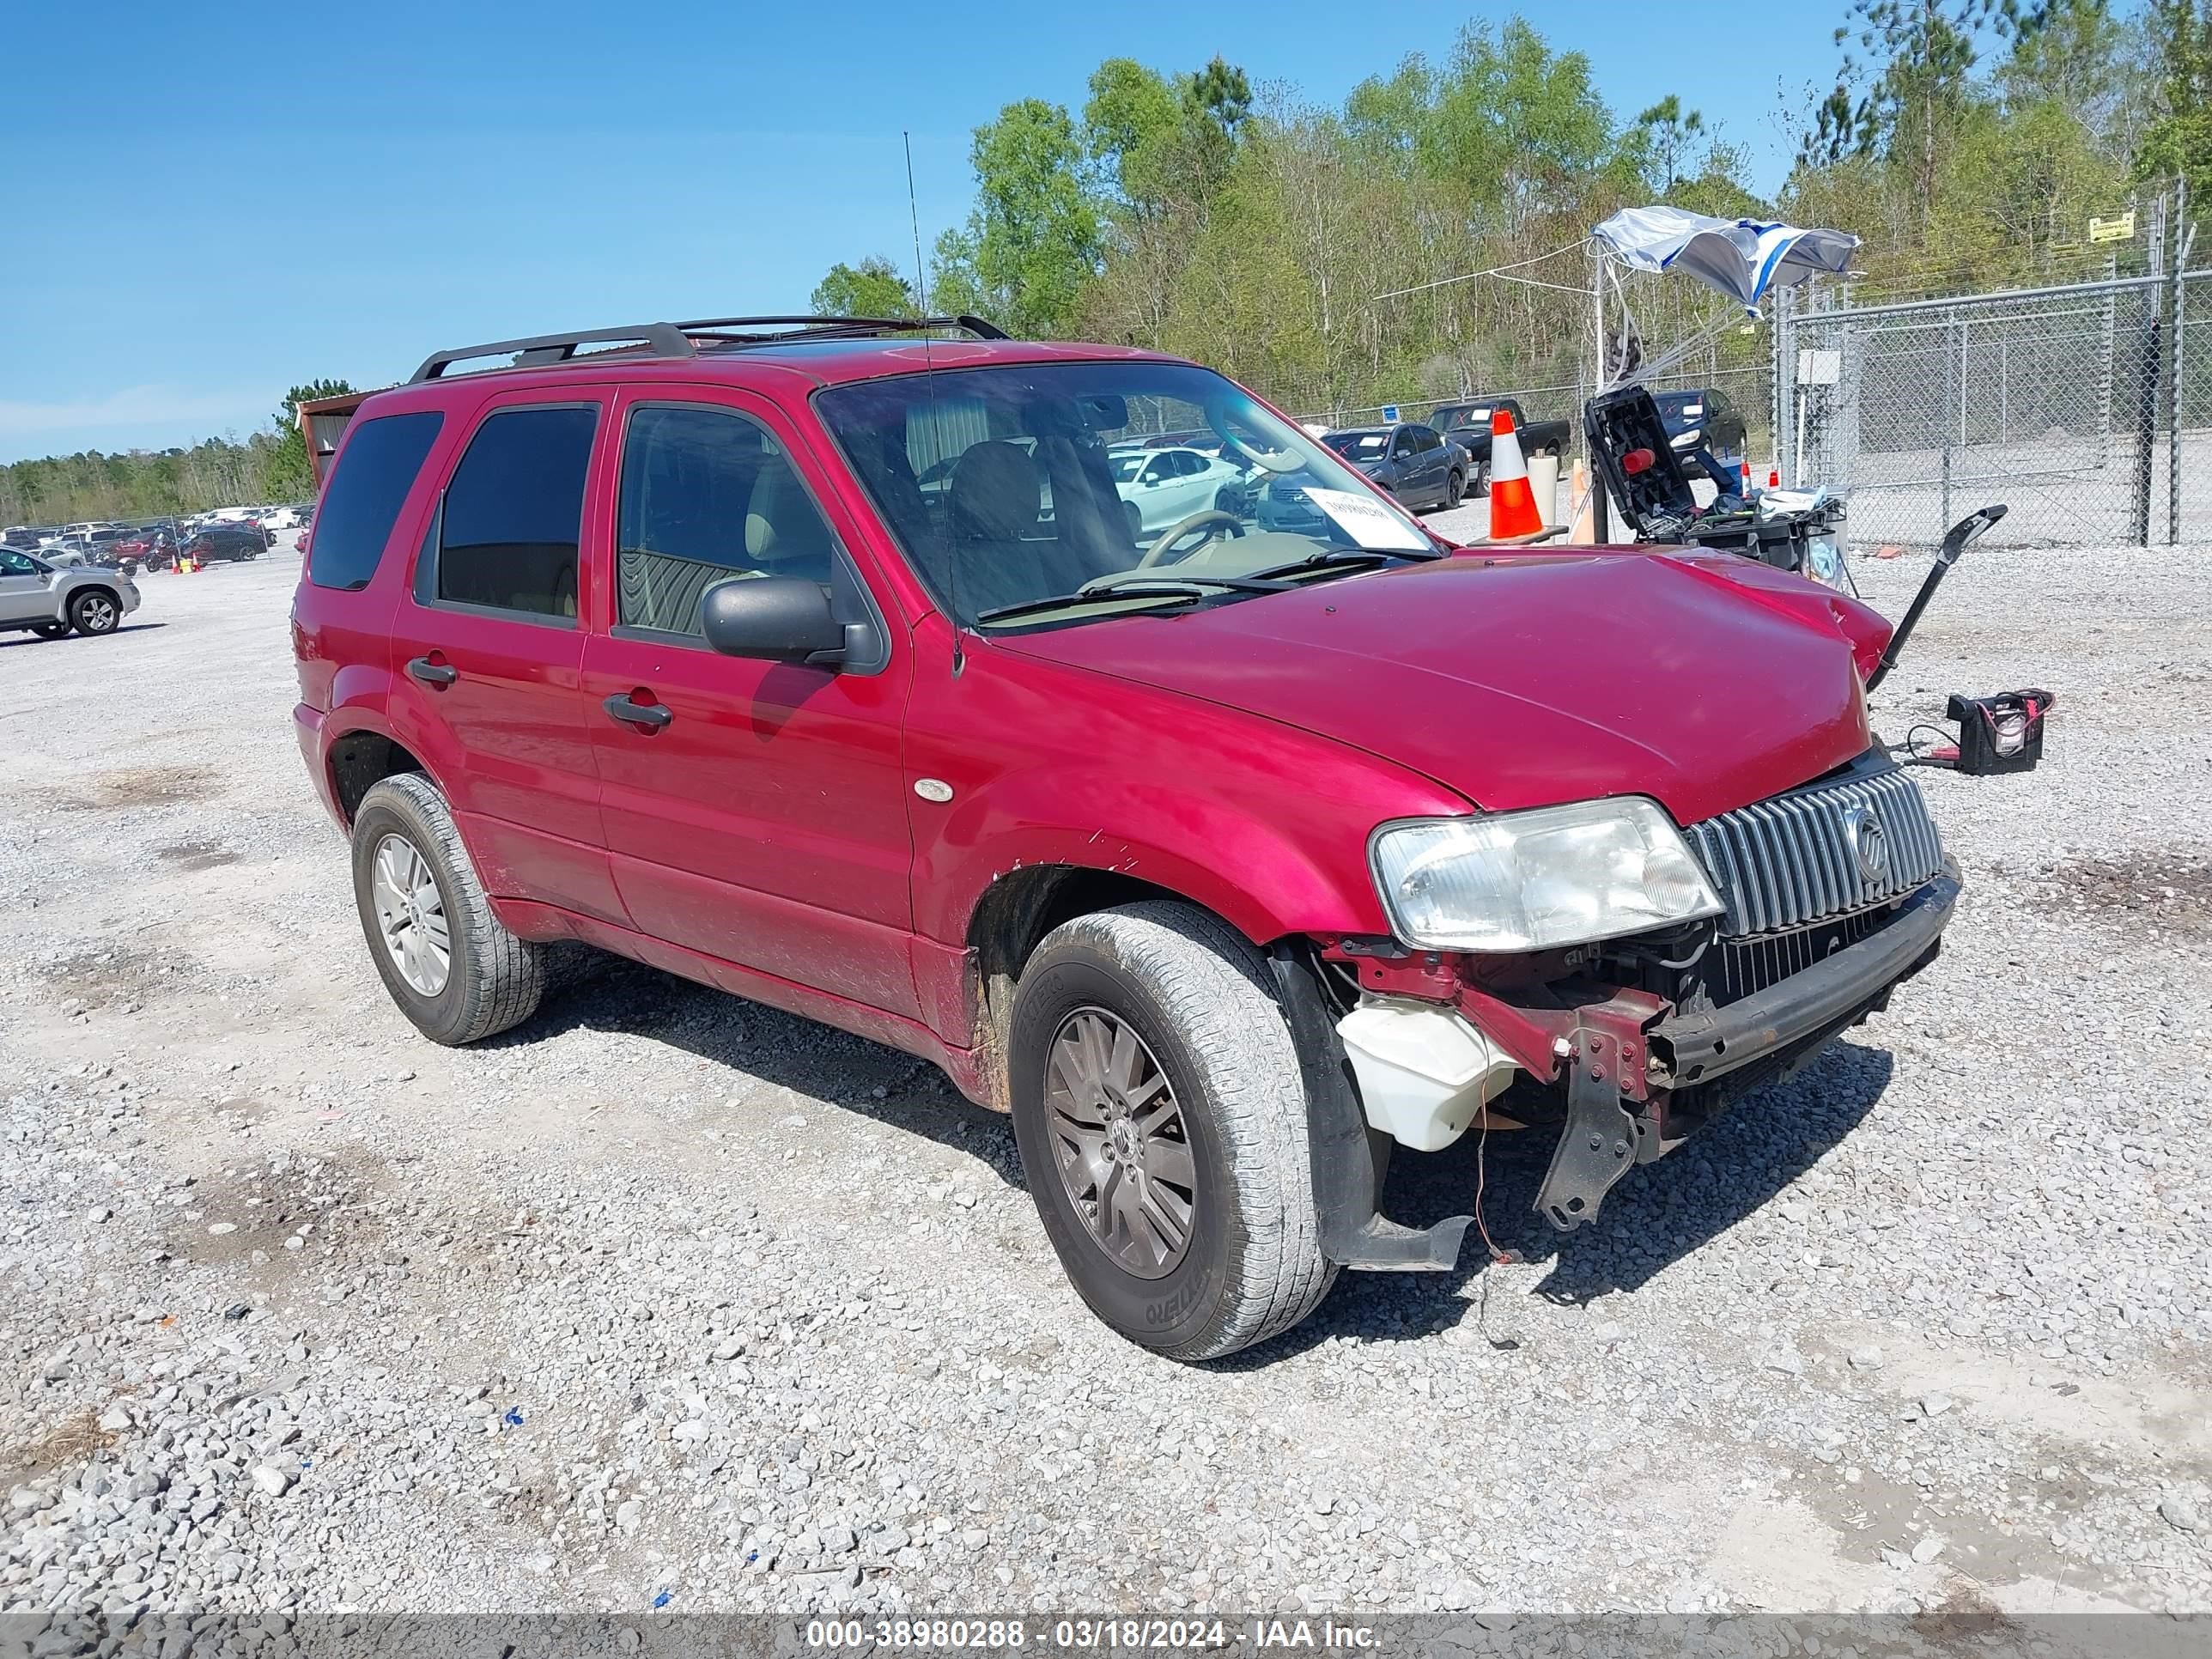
[1322,431,1389,459]
[815,362,1437,629]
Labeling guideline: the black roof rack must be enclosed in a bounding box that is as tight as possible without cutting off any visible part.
[409,323,696,384]
[406,314,1012,386]
[677,314,1011,343]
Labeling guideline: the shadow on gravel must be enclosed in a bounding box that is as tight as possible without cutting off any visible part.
[482,947,1899,1363]
[0,621,167,649]
[1237,1036,1898,1362]
[494,951,1023,1184]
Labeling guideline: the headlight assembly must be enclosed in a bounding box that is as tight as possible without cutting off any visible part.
[1368,798,1723,952]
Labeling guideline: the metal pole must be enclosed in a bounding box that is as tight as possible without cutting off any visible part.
[1942,314,1959,533]
[2134,191,2166,546]
[2170,176,2188,545]
[1590,248,1610,543]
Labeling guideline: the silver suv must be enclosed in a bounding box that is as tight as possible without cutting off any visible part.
[0,545,141,640]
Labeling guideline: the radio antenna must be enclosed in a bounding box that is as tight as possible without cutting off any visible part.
[904,131,963,674]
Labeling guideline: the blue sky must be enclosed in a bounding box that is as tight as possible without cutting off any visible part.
[0,1,1843,465]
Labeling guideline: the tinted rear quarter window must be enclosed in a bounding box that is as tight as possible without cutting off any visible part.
[434,404,599,620]
[307,411,444,591]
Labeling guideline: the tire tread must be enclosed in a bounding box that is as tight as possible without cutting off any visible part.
[1030,902,1334,1360]
[355,774,544,1044]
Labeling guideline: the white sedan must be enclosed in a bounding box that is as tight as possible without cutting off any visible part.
[1109,446,1251,538]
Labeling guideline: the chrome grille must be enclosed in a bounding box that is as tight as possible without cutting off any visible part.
[1686,764,1943,938]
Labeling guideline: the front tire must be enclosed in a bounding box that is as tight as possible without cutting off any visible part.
[1443,469,1464,508]
[1008,902,1334,1362]
[69,590,120,636]
[349,773,544,1045]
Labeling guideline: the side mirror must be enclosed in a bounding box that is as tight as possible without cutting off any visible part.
[701,577,847,666]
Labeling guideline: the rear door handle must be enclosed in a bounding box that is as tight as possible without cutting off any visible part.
[603,694,673,731]
[406,655,458,688]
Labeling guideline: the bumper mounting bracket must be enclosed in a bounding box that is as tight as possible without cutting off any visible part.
[1534,1025,1641,1231]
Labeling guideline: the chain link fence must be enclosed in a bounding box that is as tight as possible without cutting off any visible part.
[1234,251,2211,547]
[1780,270,2209,547]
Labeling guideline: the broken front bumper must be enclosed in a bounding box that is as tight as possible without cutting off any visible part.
[1532,861,1962,1231]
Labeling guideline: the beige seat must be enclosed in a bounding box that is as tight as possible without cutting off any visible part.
[942,441,1119,613]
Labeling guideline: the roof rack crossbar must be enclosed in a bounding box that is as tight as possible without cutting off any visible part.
[675,313,1011,341]
[409,322,697,384]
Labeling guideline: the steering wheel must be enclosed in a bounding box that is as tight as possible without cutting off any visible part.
[1135,508,1243,570]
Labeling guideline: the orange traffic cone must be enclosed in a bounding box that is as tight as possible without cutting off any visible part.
[1739,460,1753,498]
[1767,466,1781,489]
[1486,409,1545,540]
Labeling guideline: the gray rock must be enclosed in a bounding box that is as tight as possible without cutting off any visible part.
[250,1465,296,1498]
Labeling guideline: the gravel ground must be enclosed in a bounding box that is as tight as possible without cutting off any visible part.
[2,538,2208,1622]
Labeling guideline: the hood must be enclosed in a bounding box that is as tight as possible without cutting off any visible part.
[999,548,1881,826]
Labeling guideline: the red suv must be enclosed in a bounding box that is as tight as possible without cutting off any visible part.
[292,316,1959,1360]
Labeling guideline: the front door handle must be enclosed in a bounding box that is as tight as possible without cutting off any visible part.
[603,693,673,731]
[406,655,458,688]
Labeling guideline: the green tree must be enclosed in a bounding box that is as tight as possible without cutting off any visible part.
[808,256,920,319]
[1635,94,1706,192]
[927,223,991,318]
[2136,0,2212,202]
[264,379,359,501]
[964,98,1104,337]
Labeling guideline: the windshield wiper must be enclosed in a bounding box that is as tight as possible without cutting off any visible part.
[1243,545,1448,583]
[975,575,1288,626]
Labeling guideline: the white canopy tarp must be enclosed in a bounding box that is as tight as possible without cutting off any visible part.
[1592,206,1860,314]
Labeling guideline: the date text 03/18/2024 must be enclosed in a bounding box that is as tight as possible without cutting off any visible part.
[801,1618,1382,1650]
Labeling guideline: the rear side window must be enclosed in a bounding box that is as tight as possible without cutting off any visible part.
[434,404,599,620]
[307,410,443,591]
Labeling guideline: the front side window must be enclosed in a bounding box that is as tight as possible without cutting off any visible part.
[616,404,837,638]
[1,550,40,575]
[816,361,1438,630]
[434,404,599,620]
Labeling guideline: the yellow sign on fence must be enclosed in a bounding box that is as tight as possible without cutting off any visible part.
[2088,210,2136,244]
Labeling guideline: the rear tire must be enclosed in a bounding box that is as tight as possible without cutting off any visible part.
[32,622,70,641]
[1122,500,1144,544]
[1443,469,1463,508]
[1008,902,1334,1362]
[349,773,545,1045]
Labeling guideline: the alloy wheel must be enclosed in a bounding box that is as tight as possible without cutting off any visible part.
[370,833,452,996]
[1043,1006,1197,1279]
[77,595,117,632]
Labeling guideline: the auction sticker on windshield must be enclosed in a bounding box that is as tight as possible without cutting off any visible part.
[1301,487,1430,552]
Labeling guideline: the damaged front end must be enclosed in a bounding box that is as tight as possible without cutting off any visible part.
[1295,751,1961,1269]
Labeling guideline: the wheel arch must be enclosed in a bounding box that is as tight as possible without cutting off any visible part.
[957,860,1297,1112]
[325,726,433,827]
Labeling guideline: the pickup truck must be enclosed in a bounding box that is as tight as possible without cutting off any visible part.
[1430,397,1569,489]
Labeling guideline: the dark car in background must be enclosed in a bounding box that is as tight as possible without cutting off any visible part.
[181,523,269,563]
[1430,397,1570,490]
[1318,422,1467,512]
[1653,387,1749,465]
